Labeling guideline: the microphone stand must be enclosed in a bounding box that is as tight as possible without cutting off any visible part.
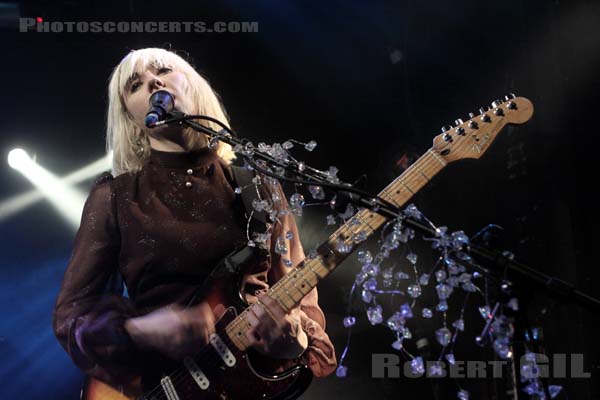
[161,112,600,399]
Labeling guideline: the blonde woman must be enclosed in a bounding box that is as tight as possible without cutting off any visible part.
[53,48,336,396]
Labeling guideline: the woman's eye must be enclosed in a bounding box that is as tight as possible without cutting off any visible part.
[158,67,172,74]
[131,82,141,92]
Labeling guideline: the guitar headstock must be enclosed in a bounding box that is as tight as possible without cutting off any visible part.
[432,94,533,162]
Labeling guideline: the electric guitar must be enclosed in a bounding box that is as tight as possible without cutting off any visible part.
[83,95,534,400]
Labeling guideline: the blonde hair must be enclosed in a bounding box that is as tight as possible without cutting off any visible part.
[106,48,236,176]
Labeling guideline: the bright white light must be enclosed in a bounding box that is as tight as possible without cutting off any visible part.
[7,148,29,170]
[2,148,112,229]
[1,151,113,223]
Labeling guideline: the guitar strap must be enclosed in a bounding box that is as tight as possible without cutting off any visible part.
[230,164,268,234]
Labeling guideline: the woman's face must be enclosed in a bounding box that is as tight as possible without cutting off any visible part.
[122,63,193,138]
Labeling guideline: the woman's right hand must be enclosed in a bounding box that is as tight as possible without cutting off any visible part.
[124,302,217,359]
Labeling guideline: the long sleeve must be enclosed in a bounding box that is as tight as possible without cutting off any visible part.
[52,173,141,386]
[250,178,338,378]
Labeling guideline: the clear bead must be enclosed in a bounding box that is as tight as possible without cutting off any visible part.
[493,338,513,359]
[367,305,383,325]
[407,284,422,298]
[381,267,393,280]
[395,271,410,280]
[365,263,380,277]
[410,357,425,375]
[282,140,294,150]
[419,274,431,286]
[386,312,404,331]
[406,253,418,264]
[283,259,293,267]
[234,187,242,194]
[343,316,356,328]
[435,327,452,346]
[326,166,340,184]
[457,389,469,400]
[461,282,477,292]
[285,231,293,240]
[436,300,448,312]
[422,308,433,318]
[274,236,288,255]
[363,278,377,291]
[436,283,453,300]
[326,214,336,226]
[271,191,281,202]
[304,140,317,152]
[429,362,445,377]
[548,385,563,399]
[508,298,519,311]
[404,204,422,219]
[335,365,347,378]
[452,319,465,331]
[400,303,414,319]
[290,193,305,209]
[353,231,368,244]
[392,338,403,350]
[478,306,492,320]
[335,240,352,254]
[451,230,469,249]
[308,185,325,200]
[357,250,372,265]
[361,289,373,303]
[435,269,447,282]
[445,353,456,365]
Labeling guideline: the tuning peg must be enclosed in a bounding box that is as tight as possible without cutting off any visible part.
[468,112,475,118]
[443,133,453,142]
[507,101,517,110]
[479,106,490,114]
[504,93,516,100]
[441,125,452,133]
[494,108,504,116]
[468,120,478,129]
[456,126,466,135]
[491,99,503,108]
[454,119,464,126]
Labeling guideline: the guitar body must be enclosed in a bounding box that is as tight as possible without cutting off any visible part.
[83,245,313,400]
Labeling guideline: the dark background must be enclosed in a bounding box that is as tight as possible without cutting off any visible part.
[0,0,598,398]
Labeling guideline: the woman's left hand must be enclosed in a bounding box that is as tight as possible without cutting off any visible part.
[244,293,308,359]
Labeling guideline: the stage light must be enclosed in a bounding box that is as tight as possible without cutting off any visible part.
[1,151,113,223]
[7,148,28,170]
[5,148,98,229]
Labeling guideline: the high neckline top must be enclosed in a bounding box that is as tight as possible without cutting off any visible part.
[147,147,216,169]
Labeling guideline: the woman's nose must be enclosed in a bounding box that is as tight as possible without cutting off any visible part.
[149,76,165,91]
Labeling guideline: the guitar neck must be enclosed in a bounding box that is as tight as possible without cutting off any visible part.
[224,148,447,350]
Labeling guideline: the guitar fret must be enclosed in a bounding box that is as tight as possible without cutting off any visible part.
[400,180,415,194]
[428,149,447,166]
[417,168,430,180]
[286,273,306,297]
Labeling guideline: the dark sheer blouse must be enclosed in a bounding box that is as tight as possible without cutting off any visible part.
[53,147,337,386]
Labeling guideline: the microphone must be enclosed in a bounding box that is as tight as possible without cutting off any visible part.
[144,90,175,128]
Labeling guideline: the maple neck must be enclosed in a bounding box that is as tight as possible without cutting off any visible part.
[224,148,448,350]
